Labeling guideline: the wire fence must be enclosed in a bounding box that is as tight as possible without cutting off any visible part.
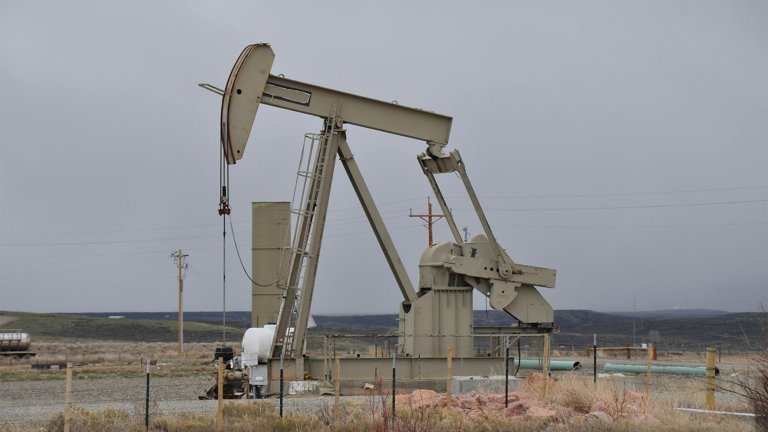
[0,338,756,431]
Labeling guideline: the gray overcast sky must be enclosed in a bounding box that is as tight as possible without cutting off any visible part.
[1,1,766,316]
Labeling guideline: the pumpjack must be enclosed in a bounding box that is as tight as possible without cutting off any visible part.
[205,43,557,391]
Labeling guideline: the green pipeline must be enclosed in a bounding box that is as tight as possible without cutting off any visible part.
[604,363,720,376]
[510,359,581,371]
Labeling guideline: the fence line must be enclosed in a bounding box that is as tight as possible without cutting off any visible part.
[0,340,752,430]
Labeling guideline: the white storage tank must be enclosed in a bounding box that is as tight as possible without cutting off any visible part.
[0,331,31,352]
[241,324,275,366]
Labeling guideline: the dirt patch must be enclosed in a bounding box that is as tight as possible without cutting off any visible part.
[0,315,19,328]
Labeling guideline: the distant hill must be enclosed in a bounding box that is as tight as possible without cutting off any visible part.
[313,314,398,329]
[554,312,765,351]
[71,311,252,327]
[608,309,732,319]
[553,310,628,327]
[313,309,627,330]
[4,309,763,351]
[0,311,244,343]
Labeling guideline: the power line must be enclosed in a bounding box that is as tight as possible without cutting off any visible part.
[467,185,768,200]
[0,250,171,259]
[1,197,763,248]
[0,233,218,247]
[325,196,426,213]
[0,256,165,280]
[494,221,768,230]
[465,198,768,213]
[3,185,764,237]
[0,221,249,237]
[0,198,422,237]
[187,264,216,292]
[2,185,764,241]
[3,212,763,252]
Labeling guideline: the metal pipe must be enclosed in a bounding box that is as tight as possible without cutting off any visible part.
[593,334,597,384]
[279,355,284,418]
[391,353,396,423]
[604,363,719,376]
[504,343,510,408]
[675,408,754,417]
[145,358,150,431]
[512,359,581,371]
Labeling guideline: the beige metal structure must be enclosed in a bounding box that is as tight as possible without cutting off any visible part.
[250,202,291,328]
[215,43,557,372]
[400,150,557,358]
[220,45,451,166]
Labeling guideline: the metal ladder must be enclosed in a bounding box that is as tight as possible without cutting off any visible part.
[273,116,337,359]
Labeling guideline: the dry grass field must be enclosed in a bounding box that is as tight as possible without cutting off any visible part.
[0,340,761,431]
[0,316,19,328]
[1,374,756,431]
[0,308,763,431]
[0,341,215,381]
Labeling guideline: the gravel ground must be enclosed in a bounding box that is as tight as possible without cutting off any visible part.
[0,376,213,428]
[0,375,371,430]
[0,364,750,430]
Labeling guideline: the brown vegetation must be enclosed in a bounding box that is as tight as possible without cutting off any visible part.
[0,342,215,381]
[0,374,754,432]
[0,315,19,328]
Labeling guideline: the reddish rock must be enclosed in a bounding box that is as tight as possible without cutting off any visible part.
[434,396,449,408]
[505,402,527,416]
[459,398,480,410]
[464,390,479,400]
[487,394,504,404]
[590,400,607,413]
[527,406,557,417]
[522,372,556,392]
[409,389,438,408]
[589,410,613,423]
[395,394,410,406]
[526,372,544,380]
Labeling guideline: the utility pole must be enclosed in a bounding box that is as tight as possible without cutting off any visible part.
[171,249,189,353]
[409,197,445,246]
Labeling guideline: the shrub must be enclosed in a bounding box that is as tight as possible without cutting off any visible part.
[46,407,142,432]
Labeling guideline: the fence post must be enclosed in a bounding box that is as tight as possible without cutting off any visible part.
[324,336,329,380]
[391,352,396,424]
[706,347,716,409]
[216,355,224,432]
[593,334,597,385]
[447,346,453,402]
[279,354,285,418]
[504,336,510,408]
[334,353,340,422]
[145,358,150,431]
[542,334,550,398]
[64,362,72,432]
[645,343,653,400]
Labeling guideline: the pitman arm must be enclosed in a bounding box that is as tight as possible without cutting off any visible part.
[418,236,556,326]
[416,150,557,326]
